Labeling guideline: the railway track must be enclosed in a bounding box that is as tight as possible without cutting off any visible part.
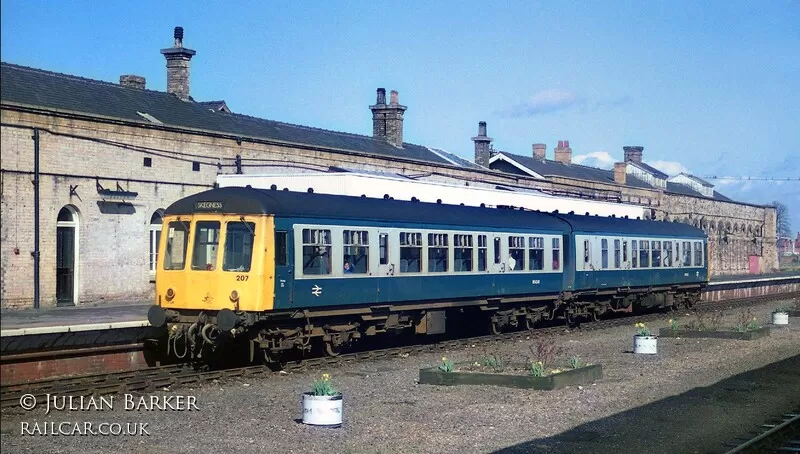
[2,292,797,410]
[722,411,800,453]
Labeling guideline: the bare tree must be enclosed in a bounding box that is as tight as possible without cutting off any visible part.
[772,201,791,238]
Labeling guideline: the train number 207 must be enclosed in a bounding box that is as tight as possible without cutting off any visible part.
[236,275,249,281]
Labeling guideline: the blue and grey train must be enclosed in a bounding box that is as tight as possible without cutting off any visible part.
[149,186,707,359]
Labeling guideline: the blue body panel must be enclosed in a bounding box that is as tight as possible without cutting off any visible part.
[273,216,566,310]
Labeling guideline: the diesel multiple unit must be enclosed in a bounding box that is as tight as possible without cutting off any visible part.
[148,186,708,361]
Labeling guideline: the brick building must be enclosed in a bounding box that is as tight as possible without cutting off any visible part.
[0,27,778,310]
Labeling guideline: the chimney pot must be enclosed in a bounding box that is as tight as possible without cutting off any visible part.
[390,90,399,105]
[120,74,146,89]
[174,26,184,46]
[370,87,406,147]
[472,121,493,168]
[160,26,196,99]
[554,140,572,165]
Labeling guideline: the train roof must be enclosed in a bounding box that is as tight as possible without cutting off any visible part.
[165,187,706,238]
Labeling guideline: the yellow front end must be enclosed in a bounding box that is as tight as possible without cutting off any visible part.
[155,214,274,313]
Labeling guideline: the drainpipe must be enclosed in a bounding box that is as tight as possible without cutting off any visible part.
[32,128,40,309]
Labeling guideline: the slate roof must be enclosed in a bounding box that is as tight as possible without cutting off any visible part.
[665,182,733,202]
[198,100,230,113]
[492,152,655,189]
[677,173,714,188]
[628,161,668,179]
[427,147,485,170]
[0,62,454,166]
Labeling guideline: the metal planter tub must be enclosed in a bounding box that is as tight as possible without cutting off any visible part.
[418,363,602,391]
[658,327,770,341]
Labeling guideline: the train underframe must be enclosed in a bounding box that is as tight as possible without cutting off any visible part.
[150,284,702,365]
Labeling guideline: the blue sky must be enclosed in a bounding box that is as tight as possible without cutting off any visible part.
[2,0,798,232]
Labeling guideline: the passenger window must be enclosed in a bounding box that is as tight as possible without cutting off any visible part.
[400,232,422,273]
[694,242,703,266]
[614,239,621,268]
[191,221,220,271]
[275,231,287,266]
[493,237,501,265]
[223,221,255,272]
[528,237,544,271]
[428,233,449,273]
[640,240,650,268]
[508,236,525,271]
[302,228,332,275]
[632,240,638,268]
[663,241,672,267]
[552,238,560,271]
[454,234,473,272]
[478,235,487,271]
[651,241,661,267]
[163,221,190,270]
[682,241,692,266]
[379,233,388,265]
[601,239,609,269]
[343,230,369,274]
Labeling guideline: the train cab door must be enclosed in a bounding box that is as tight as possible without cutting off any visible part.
[273,229,294,307]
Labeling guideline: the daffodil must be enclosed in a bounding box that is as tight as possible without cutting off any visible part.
[322,373,330,381]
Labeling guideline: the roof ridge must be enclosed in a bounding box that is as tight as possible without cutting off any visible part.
[1,61,172,97]
[219,108,426,148]
[499,150,616,174]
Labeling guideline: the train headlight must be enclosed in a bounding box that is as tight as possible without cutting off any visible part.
[230,290,239,301]
[166,288,175,300]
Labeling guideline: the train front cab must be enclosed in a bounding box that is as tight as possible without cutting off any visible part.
[150,213,274,329]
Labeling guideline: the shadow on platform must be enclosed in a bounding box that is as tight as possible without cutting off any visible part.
[493,354,800,454]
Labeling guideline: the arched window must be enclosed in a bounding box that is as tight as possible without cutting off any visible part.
[149,210,164,275]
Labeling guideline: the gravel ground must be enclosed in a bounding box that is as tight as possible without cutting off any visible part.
[2,299,799,454]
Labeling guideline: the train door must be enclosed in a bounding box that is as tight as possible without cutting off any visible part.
[273,229,294,307]
[490,236,505,273]
[376,230,393,303]
[561,234,575,291]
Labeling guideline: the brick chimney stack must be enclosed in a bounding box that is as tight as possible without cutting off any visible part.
[532,143,546,160]
[120,75,146,89]
[472,121,493,168]
[554,140,572,164]
[370,88,407,147]
[160,26,196,100]
[623,146,644,164]
[614,162,627,185]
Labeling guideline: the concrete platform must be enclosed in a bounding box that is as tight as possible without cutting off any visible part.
[0,301,151,336]
[0,301,159,355]
[709,271,800,285]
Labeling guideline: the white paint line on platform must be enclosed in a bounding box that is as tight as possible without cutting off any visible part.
[0,320,151,337]
[708,275,800,286]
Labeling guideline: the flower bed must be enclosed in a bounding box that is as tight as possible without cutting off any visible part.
[418,362,602,390]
